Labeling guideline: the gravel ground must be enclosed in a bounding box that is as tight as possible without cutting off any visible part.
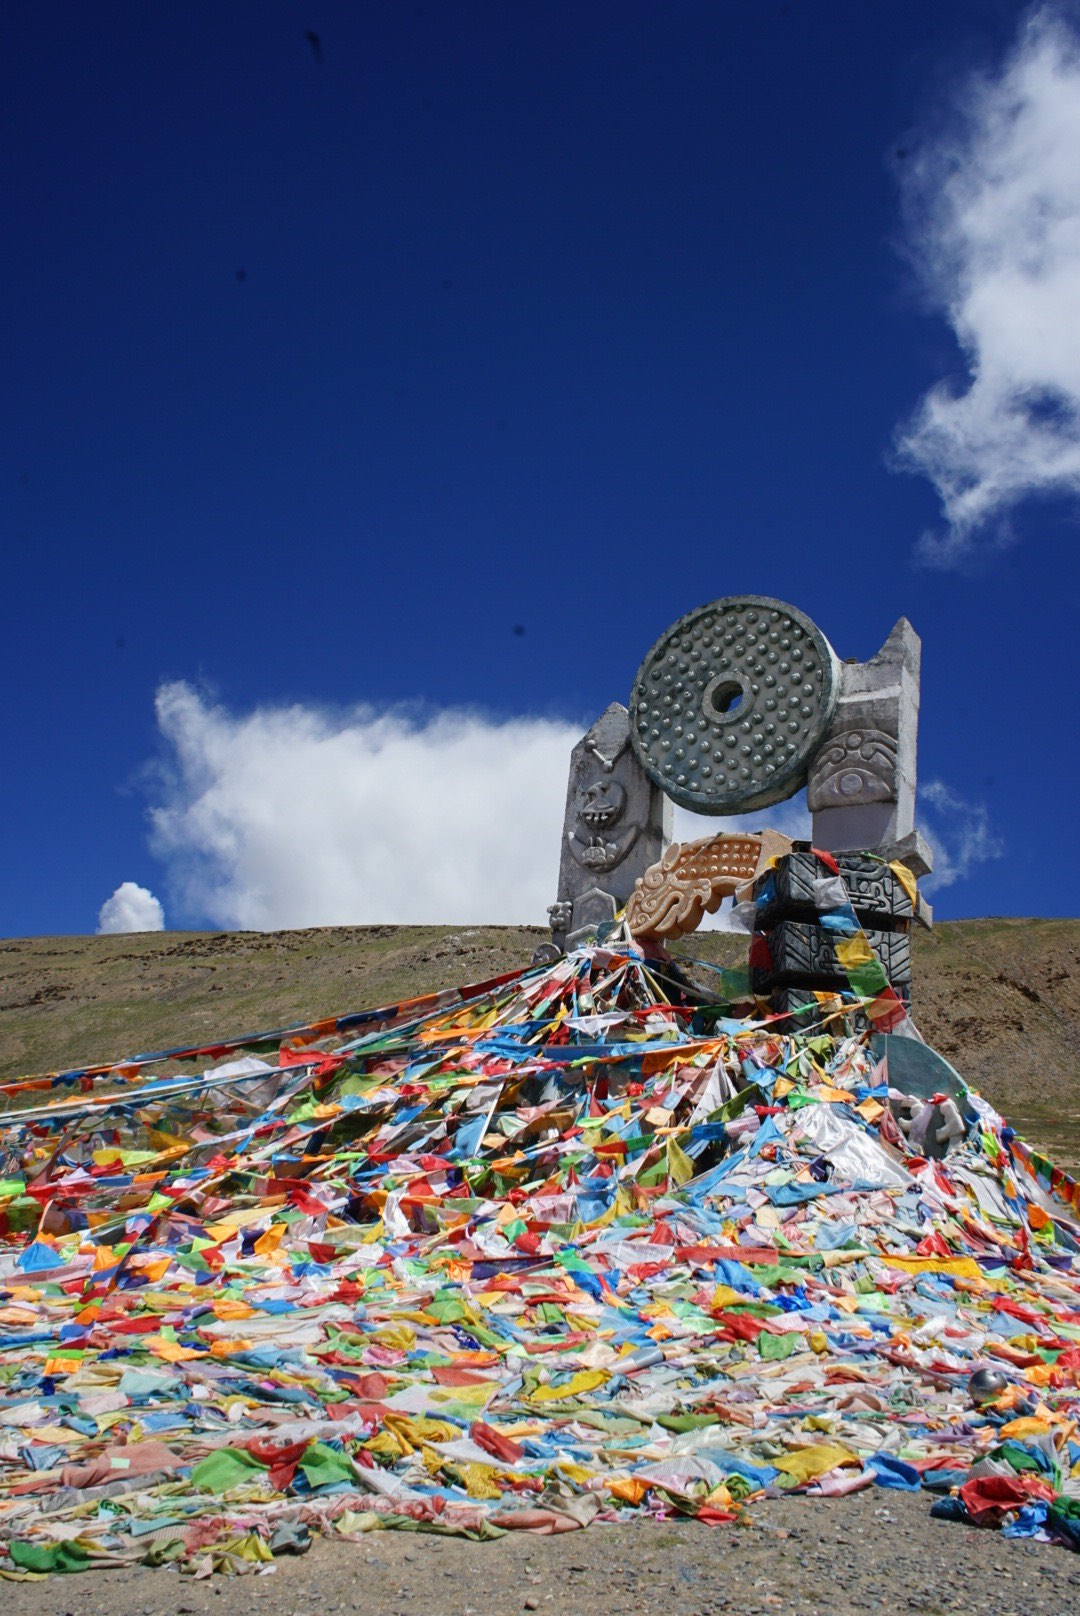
[8,1491,1080,1616]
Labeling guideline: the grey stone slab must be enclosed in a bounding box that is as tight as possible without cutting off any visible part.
[549,703,672,949]
[878,828,934,882]
[565,887,618,950]
[868,1032,965,1103]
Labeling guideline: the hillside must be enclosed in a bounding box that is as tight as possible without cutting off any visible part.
[1,917,1078,1163]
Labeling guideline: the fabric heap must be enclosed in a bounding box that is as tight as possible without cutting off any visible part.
[2,937,1080,1577]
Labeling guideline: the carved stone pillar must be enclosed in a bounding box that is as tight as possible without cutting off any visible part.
[808,619,932,877]
[548,703,672,951]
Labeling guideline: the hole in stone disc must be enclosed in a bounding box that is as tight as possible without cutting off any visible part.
[703,678,746,721]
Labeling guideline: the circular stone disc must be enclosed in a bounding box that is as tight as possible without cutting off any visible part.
[628,595,840,814]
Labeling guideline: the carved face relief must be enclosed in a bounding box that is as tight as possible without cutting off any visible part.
[807,728,899,811]
[581,779,627,830]
[568,778,640,871]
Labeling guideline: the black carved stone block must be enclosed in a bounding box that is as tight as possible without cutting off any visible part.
[754,851,912,930]
[750,919,911,993]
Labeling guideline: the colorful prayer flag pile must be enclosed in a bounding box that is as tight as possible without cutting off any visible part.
[2,937,1080,1577]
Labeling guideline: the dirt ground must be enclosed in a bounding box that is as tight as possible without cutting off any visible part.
[6,1490,1080,1615]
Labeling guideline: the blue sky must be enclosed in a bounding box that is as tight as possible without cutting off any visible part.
[3,1,1079,936]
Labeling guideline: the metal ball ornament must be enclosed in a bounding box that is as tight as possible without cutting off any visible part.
[968,1367,1010,1406]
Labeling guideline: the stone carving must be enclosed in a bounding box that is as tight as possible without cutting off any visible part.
[549,703,672,951]
[757,850,914,927]
[808,619,931,876]
[567,779,638,871]
[546,900,573,934]
[749,918,911,994]
[807,728,898,808]
[628,596,841,815]
[749,849,916,1014]
[625,829,793,943]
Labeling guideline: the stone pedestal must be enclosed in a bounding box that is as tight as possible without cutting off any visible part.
[548,703,672,950]
[755,849,915,927]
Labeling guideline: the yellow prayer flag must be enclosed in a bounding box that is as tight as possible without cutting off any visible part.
[667,1136,694,1186]
[772,1442,859,1482]
[834,934,876,970]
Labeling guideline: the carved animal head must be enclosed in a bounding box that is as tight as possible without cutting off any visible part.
[547,900,573,933]
[580,779,627,830]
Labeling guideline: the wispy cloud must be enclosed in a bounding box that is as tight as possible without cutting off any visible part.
[97,881,165,934]
[918,780,1005,892]
[896,5,1080,565]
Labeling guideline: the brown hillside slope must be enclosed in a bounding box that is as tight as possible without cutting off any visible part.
[1,917,1077,1162]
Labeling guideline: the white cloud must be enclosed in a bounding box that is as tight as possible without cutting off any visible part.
[143,687,999,926]
[97,881,165,934]
[895,5,1080,564]
[918,779,1005,892]
[144,684,820,933]
[148,682,582,930]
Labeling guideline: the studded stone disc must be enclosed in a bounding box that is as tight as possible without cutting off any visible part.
[628,595,840,814]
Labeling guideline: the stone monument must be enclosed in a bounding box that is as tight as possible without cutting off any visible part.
[544,595,932,984]
[546,703,671,952]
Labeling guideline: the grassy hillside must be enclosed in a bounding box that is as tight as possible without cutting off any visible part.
[1,918,1078,1163]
